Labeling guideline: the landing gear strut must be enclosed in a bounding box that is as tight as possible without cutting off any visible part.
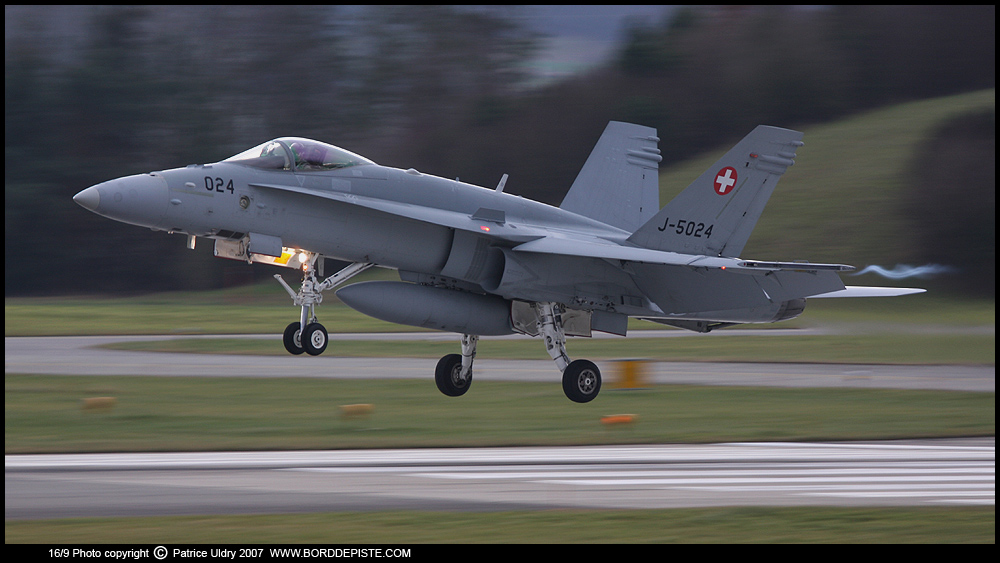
[275,260,373,356]
[434,302,602,403]
[535,302,601,403]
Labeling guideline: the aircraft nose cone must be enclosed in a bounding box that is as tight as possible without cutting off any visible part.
[73,173,169,229]
[73,186,101,212]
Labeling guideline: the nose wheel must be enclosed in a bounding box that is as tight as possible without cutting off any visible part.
[283,322,306,355]
[303,322,328,355]
[276,261,373,356]
[282,321,328,356]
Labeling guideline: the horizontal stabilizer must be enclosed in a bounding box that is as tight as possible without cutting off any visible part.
[808,286,926,298]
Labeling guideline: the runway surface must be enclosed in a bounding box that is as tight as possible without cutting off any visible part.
[6,440,995,518]
[5,333,995,518]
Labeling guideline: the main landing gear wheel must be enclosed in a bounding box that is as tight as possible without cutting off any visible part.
[435,354,472,397]
[562,359,601,403]
[303,322,328,356]
[283,322,305,355]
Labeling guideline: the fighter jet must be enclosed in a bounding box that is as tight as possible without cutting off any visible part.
[73,123,923,402]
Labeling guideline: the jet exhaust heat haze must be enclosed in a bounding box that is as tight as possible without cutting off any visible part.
[852,264,958,279]
[74,123,924,402]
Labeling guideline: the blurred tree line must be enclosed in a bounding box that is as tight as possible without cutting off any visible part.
[5,5,995,295]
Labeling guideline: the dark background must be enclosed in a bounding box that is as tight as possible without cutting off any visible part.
[5,6,994,296]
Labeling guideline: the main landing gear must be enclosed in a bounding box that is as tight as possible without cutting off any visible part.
[275,260,374,356]
[434,334,477,397]
[435,302,602,403]
[275,263,600,403]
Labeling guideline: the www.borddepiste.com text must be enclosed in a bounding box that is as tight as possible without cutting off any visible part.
[269,549,411,558]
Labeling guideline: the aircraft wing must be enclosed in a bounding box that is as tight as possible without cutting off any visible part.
[512,235,854,273]
[252,181,857,275]
[249,182,543,242]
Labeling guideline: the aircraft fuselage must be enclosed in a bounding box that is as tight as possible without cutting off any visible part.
[78,161,645,308]
[73,126,925,403]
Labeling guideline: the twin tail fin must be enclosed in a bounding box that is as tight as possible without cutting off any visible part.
[628,125,804,258]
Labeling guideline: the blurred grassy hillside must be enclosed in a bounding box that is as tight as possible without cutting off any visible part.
[657,89,995,271]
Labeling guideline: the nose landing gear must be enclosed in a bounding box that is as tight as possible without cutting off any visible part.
[275,260,373,356]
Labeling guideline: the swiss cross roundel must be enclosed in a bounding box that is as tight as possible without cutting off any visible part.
[714,166,738,195]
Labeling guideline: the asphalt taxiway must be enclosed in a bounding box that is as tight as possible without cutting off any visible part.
[4,333,995,392]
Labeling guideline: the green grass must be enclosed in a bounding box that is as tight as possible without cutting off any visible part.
[103,332,994,365]
[5,507,994,543]
[6,374,993,454]
[3,298,407,336]
[4,267,412,336]
[5,286,994,335]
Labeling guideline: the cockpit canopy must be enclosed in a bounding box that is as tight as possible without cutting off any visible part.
[223,137,375,171]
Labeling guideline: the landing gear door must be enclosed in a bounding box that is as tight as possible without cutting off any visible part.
[247,232,282,257]
[510,301,592,337]
[214,233,311,270]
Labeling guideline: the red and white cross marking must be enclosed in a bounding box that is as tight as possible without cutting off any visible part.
[714,166,737,195]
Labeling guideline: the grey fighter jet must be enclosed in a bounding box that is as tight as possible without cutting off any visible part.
[74,123,923,402]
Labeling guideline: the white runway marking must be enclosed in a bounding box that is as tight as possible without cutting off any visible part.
[8,442,993,515]
[382,459,994,506]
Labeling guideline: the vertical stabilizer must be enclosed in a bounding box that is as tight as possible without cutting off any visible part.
[628,125,803,257]
[560,121,661,232]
